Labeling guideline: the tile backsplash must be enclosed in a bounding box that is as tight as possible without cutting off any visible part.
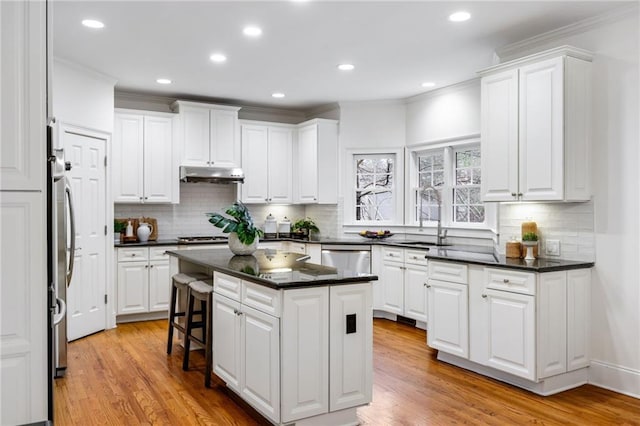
[114,184,304,239]
[498,201,595,261]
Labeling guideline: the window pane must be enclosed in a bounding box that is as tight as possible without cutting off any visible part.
[375,173,393,188]
[456,169,470,185]
[419,174,432,187]
[470,206,485,223]
[432,153,444,170]
[455,188,468,204]
[375,158,393,174]
[469,187,481,204]
[456,206,468,222]
[433,171,444,187]
[472,168,481,185]
[357,159,374,173]
[419,157,431,171]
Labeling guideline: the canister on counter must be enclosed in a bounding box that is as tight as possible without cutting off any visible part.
[278,217,291,238]
[264,213,277,239]
[506,241,522,258]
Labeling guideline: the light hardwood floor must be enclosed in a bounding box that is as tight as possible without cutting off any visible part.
[54,319,639,425]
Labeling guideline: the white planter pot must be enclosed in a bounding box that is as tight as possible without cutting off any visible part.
[228,232,258,255]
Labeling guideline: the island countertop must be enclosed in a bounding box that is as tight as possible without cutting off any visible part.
[166,248,378,289]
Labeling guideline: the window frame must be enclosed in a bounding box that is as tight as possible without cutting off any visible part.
[406,136,495,231]
[345,148,404,226]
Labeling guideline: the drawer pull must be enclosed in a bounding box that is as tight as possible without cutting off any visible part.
[482,294,487,298]
[503,278,510,283]
[131,253,136,257]
[426,284,431,288]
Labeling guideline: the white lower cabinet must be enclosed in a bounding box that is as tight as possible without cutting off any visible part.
[116,246,175,316]
[374,246,429,323]
[212,272,372,424]
[427,279,469,359]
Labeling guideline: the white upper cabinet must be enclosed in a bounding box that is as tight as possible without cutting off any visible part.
[113,110,176,203]
[240,122,293,204]
[294,119,339,204]
[479,46,592,202]
[172,101,241,167]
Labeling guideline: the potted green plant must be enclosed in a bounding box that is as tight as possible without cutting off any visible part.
[114,220,126,243]
[521,232,538,260]
[291,217,319,241]
[206,201,264,255]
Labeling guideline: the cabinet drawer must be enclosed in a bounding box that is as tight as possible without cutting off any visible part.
[286,242,307,254]
[404,249,428,266]
[429,260,468,284]
[149,246,175,261]
[118,247,149,262]
[382,246,403,262]
[214,272,242,301]
[485,268,536,295]
[242,281,282,318]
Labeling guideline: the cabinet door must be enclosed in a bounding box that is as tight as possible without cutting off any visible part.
[117,261,149,314]
[484,288,535,380]
[241,125,269,203]
[427,280,468,358]
[282,287,329,422]
[241,304,280,424]
[567,269,590,371]
[296,124,319,203]
[210,109,239,167]
[113,113,144,202]
[480,69,519,202]
[267,127,293,203]
[212,293,242,392]
[519,56,564,201]
[148,260,171,312]
[379,261,404,315]
[143,116,173,203]
[404,264,428,323]
[181,106,210,166]
[329,283,373,411]
[537,271,567,379]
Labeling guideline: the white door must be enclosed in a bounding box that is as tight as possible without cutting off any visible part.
[63,127,107,341]
[241,305,280,424]
[485,288,535,380]
[427,279,469,358]
[143,115,173,203]
[380,261,404,315]
[404,264,428,322]
[267,127,293,203]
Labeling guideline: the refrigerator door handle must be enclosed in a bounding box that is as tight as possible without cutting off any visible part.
[65,179,76,287]
[53,297,67,326]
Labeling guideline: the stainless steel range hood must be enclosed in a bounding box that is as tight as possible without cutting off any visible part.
[179,165,244,184]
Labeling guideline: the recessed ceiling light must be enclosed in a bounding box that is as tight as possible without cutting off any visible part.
[449,11,471,22]
[243,26,263,37]
[421,82,436,88]
[272,93,285,98]
[156,78,172,85]
[209,53,227,63]
[338,64,355,71]
[81,19,104,29]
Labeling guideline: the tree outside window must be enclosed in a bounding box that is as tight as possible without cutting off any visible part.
[355,155,394,221]
[453,147,484,223]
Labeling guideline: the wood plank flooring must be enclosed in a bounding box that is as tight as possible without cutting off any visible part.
[54,319,639,425]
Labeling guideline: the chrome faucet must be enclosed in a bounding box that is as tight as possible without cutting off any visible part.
[419,185,448,245]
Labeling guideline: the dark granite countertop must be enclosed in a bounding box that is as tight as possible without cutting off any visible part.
[114,239,228,247]
[166,248,378,289]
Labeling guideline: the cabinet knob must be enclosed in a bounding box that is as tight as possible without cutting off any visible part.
[131,254,136,257]
[503,278,510,283]
[139,197,143,201]
[144,197,148,200]
[150,265,154,268]
[511,193,517,197]
[518,193,523,197]
[482,294,487,298]
[426,284,431,288]
[145,265,148,268]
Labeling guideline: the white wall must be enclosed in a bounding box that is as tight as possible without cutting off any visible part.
[498,11,639,396]
[405,79,480,144]
[52,58,116,133]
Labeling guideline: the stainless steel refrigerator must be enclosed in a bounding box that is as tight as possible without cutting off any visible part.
[47,123,76,380]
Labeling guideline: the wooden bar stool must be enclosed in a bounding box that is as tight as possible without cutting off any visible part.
[183,279,214,387]
[167,272,210,355]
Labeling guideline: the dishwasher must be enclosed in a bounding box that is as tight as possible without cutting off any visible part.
[320,244,371,275]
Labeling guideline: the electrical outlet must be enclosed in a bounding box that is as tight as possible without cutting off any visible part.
[546,239,560,256]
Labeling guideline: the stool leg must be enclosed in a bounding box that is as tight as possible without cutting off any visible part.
[167,282,178,354]
[183,291,195,371]
[205,294,213,387]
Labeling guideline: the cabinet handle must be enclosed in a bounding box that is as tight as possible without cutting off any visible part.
[150,265,154,268]
[518,193,523,197]
[131,254,136,257]
[426,284,431,288]
[511,193,517,197]
[503,278,510,283]
[482,294,487,298]
[144,197,148,200]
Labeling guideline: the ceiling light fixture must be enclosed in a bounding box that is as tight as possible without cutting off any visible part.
[243,26,263,37]
[156,78,172,85]
[449,11,471,22]
[421,82,436,88]
[338,64,355,71]
[272,93,285,98]
[209,53,227,63]
[81,19,105,29]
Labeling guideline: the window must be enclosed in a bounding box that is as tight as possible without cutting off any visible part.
[409,140,490,229]
[355,155,394,221]
[346,149,403,225]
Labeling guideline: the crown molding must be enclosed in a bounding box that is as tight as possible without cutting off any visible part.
[495,3,639,61]
[478,45,593,76]
[54,56,118,85]
[405,78,480,104]
[304,102,340,119]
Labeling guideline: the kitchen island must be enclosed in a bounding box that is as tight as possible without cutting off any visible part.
[167,248,377,426]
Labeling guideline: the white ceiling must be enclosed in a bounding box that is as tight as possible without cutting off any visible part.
[52,0,628,112]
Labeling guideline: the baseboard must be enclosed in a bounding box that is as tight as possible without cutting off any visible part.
[116,310,168,323]
[589,360,640,399]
